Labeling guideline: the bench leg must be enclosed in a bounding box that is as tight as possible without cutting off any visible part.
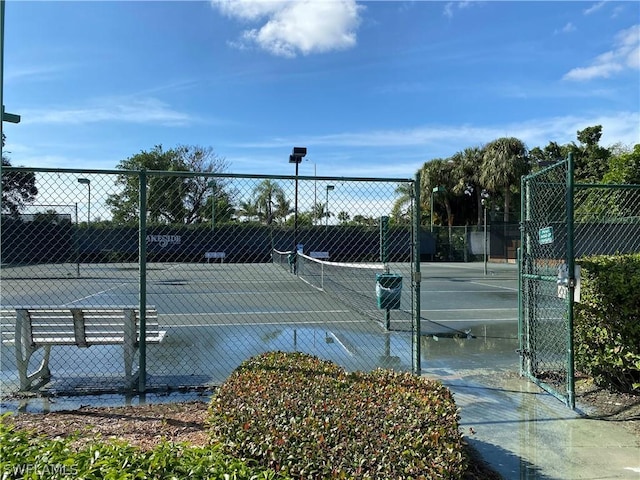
[15,310,51,391]
[123,309,139,389]
[124,344,137,388]
[15,344,51,391]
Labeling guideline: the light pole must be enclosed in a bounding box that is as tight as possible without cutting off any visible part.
[77,178,91,225]
[481,189,490,276]
[325,185,334,229]
[289,147,306,254]
[208,180,216,232]
[430,186,444,232]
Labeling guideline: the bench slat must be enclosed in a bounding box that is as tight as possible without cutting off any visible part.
[2,307,161,346]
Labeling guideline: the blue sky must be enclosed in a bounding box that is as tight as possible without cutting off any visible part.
[3,0,639,179]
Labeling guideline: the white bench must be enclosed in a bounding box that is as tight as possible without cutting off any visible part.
[310,251,330,259]
[205,251,226,263]
[0,306,165,391]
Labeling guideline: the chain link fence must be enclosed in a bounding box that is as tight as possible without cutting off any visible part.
[520,155,640,407]
[1,167,420,396]
[429,223,520,263]
[574,185,640,256]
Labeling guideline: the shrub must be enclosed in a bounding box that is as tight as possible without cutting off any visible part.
[208,352,466,479]
[575,253,640,392]
[0,414,284,480]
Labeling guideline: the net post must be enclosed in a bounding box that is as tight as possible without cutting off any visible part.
[412,173,422,375]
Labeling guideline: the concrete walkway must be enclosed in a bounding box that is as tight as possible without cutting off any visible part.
[426,362,640,479]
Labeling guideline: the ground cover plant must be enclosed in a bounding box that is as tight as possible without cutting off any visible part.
[0,416,284,480]
[208,351,467,479]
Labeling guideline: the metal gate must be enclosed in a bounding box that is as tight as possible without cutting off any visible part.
[519,154,576,408]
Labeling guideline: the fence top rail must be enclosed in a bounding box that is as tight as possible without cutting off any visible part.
[1,166,414,184]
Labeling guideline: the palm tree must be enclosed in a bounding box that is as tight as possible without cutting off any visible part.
[453,147,485,226]
[480,137,529,222]
[273,190,291,224]
[420,158,456,227]
[337,211,350,224]
[237,199,259,223]
[391,182,413,225]
[311,202,328,224]
[254,180,287,225]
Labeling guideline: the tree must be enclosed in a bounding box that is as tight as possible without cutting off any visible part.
[33,209,71,225]
[284,211,313,227]
[237,199,260,223]
[311,201,331,225]
[420,158,456,226]
[572,125,611,182]
[351,215,376,226]
[253,180,289,225]
[106,145,228,224]
[453,147,485,226]
[178,145,230,224]
[480,137,529,222]
[390,183,413,225]
[337,211,350,224]
[529,141,567,170]
[203,182,234,225]
[1,134,38,216]
[603,144,640,185]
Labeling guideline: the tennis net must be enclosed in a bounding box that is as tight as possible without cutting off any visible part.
[272,249,474,337]
[273,249,408,329]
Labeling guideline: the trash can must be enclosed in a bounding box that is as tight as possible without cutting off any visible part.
[376,273,402,310]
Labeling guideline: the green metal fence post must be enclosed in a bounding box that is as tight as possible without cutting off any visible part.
[138,168,147,393]
[566,152,575,409]
[412,172,422,375]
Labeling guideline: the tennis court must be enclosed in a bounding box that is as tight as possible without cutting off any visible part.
[0,258,517,395]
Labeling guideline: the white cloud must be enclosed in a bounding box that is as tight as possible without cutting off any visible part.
[234,111,640,153]
[564,24,640,80]
[610,5,623,19]
[211,0,363,57]
[5,64,71,84]
[583,1,606,16]
[20,98,193,127]
[443,1,473,19]
[554,22,576,35]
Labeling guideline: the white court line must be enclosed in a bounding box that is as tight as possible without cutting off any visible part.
[470,281,519,292]
[422,308,517,312]
[163,318,369,328]
[420,317,518,322]
[169,309,351,316]
[422,289,516,294]
[146,291,332,296]
[422,263,516,272]
[63,283,133,305]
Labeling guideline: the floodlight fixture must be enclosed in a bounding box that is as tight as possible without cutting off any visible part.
[292,147,307,157]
